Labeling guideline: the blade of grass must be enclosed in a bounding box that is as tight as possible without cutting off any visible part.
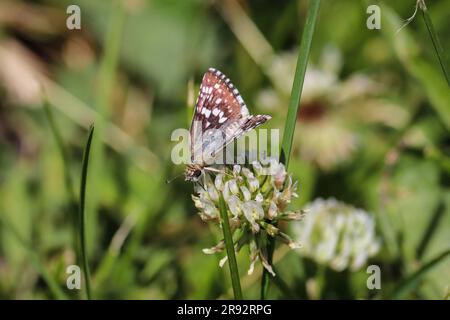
[416,198,445,260]
[269,267,295,298]
[380,3,450,130]
[279,0,321,168]
[261,0,321,300]
[39,77,159,172]
[419,1,450,86]
[219,195,243,300]
[391,248,450,299]
[43,97,76,203]
[42,96,80,262]
[88,0,126,254]
[79,125,94,300]
[0,216,68,300]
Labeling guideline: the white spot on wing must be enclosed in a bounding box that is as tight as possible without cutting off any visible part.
[202,108,211,117]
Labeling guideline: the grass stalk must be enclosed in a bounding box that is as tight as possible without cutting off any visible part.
[0,216,68,300]
[43,98,76,203]
[391,248,450,299]
[43,97,80,261]
[419,1,450,86]
[88,0,126,253]
[261,0,321,299]
[79,125,95,300]
[219,195,243,300]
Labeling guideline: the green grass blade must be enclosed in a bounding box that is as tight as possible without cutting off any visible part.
[219,195,243,300]
[420,3,450,86]
[416,199,445,260]
[269,267,295,298]
[391,248,450,299]
[261,0,321,300]
[96,1,126,113]
[88,0,126,254]
[381,3,450,130]
[0,216,68,300]
[43,98,76,203]
[279,0,321,168]
[79,125,95,300]
[42,97,80,262]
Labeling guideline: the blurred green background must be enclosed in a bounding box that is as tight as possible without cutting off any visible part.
[0,0,449,299]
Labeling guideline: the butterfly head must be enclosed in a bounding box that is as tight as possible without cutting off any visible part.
[185,164,203,182]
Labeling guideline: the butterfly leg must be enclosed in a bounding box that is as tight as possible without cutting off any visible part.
[204,166,234,178]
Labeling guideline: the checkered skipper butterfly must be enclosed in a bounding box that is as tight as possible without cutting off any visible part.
[185,68,271,182]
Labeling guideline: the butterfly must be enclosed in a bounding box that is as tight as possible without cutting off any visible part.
[185,68,271,182]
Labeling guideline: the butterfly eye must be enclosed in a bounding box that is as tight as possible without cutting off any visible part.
[194,170,202,178]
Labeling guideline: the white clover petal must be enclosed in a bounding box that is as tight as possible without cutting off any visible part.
[260,254,276,277]
[252,161,264,176]
[273,163,287,189]
[242,201,263,232]
[247,259,257,275]
[268,200,278,219]
[222,181,232,200]
[241,167,255,179]
[191,195,203,209]
[202,240,225,254]
[215,173,224,191]
[219,256,228,268]
[248,177,260,193]
[288,241,302,249]
[203,202,219,218]
[227,195,242,217]
[228,179,240,195]
[208,185,219,202]
[255,192,264,203]
[240,186,251,201]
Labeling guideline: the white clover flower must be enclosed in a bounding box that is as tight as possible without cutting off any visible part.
[192,159,304,276]
[291,198,380,272]
[256,47,407,171]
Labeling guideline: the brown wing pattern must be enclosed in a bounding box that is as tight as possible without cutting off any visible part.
[190,68,271,164]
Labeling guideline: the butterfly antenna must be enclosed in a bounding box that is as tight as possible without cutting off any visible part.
[166,172,184,184]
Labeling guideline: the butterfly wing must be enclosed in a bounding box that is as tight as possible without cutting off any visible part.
[189,68,270,165]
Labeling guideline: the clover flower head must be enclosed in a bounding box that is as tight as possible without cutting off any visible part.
[192,159,304,276]
[291,198,380,271]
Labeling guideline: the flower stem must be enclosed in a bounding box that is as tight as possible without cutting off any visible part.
[261,0,321,300]
[219,195,243,299]
[79,125,94,300]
